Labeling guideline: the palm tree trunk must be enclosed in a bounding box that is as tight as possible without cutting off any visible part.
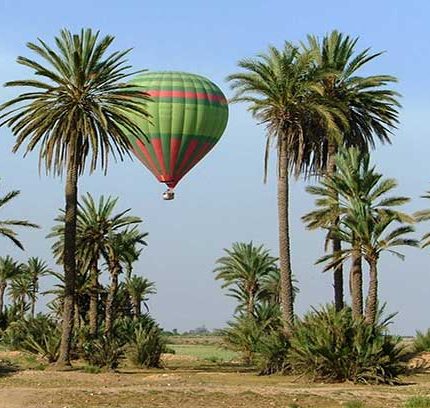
[0,282,6,315]
[74,302,80,330]
[31,278,37,318]
[350,246,363,319]
[132,297,141,318]
[104,263,120,335]
[57,155,78,368]
[277,138,295,335]
[89,261,99,336]
[365,256,378,326]
[327,142,344,312]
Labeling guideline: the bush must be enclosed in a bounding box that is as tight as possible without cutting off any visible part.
[404,396,430,408]
[82,335,125,370]
[289,305,406,384]
[126,325,166,368]
[257,330,290,375]
[222,315,264,365]
[414,329,430,353]
[1,315,60,362]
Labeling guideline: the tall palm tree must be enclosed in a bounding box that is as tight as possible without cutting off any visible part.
[214,242,279,317]
[302,31,401,310]
[227,43,345,334]
[125,275,156,317]
[104,227,147,334]
[0,256,24,314]
[23,257,52,317]
[0,184,39,249]
[48,193,142,335]
[0,29,151,366]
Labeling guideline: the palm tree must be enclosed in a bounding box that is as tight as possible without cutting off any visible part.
[125,275,156,317]
[8,273,33,317]
[310,148,415,321]
[0,184,39,249]
[23,257,52,317]
[104,227,147,334]
[48,193,142,335]
[214,242,279,317]
[0,256,24,314]
[227,43,345,334]
[302,31,401,311]
[0,29,151,366]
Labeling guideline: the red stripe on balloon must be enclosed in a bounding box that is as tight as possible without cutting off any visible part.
[177,142,214,181]
[135,140,162,181]
[151,138,168,180]
[147,90,226,103]
[174,139,199,179]
[170,138,181,175]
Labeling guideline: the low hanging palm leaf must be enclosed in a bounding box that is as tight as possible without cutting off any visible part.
[0,185,39,250]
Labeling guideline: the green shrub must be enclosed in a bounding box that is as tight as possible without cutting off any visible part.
[222,315,264,365]
[414,329,430,353]
[257,330,290,375]
[1,315,60,362]
[289,304,406,384]
[126,324,166,368]
[82,335,125,370]
[404,396,430,408]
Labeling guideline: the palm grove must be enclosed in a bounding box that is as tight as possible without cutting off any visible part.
[0,28,428,380]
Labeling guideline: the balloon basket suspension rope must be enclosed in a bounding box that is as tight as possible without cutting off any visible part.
[162,188,175,200]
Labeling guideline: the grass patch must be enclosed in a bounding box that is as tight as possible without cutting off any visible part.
[170,344,238,362]
[404,396,430,408]
[344,401,365,408]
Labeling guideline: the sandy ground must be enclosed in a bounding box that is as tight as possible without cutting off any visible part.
[1,353,430,408]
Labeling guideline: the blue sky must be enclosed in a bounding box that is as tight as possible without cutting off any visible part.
[0,0,429,334]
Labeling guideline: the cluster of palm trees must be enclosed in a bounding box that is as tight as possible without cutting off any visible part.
[227,31,400,335]
[46,192,155,337]
[0,256,51,319]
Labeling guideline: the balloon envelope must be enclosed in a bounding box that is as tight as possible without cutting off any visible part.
[128,71,228,189]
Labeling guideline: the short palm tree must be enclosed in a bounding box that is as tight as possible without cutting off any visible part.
[104,227,147,334]
[8,273,33,317]
[302,31,401,311]
[0,184,39,249]
[310,148,415,321]
[0,256,24,314]
[227,43,345,334]
[214,242,278,317]
[125,275,156,317]
[0,29,151,366]
[23,257,52,317]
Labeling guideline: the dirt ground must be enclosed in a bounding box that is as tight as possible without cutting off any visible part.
[1,352,430,408]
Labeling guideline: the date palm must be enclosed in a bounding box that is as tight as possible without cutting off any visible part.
[0,185,39,250]
[104,227,147,334]
[23,257,52,317]
[8,273,33,317]
[311,148,415,321]
[214,242,279,317]
[302,31,401,311]
[125,275,156,317]
[227,43,345,334]
[0,256,24,314]
[0,29,151,366]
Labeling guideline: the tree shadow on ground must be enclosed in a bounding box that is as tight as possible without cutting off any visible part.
[0,360,19,377]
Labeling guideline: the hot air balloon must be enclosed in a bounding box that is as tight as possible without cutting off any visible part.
[128,71,229,200]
